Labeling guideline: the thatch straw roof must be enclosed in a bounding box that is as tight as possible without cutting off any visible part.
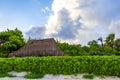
[9,38,64,57]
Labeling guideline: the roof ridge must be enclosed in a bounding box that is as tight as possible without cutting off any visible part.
[32,38,54,41]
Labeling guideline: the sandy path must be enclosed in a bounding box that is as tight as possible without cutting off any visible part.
[0,71,119,80]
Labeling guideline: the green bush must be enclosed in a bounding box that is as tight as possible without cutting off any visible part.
[0,73,16,78]
[24,73,44,79]
[0,56,120,77]
[82,74,94,79]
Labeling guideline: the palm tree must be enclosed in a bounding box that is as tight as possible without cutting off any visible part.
[98,37,103,51]
[115,38,120,49]
[105,33,115,48]
[88,40,98,47]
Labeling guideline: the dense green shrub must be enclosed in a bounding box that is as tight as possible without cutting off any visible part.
[82,74,94,79]
[0,73,16,78]
[24,73,44,79]
[0,56,120,77]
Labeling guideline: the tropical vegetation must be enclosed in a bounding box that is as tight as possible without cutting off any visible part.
[0,29,25,57]
[0,56,120,77]
[0,29,120,57]
[57,33,120,56]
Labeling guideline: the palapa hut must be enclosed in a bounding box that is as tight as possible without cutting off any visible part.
[9,38,64,57]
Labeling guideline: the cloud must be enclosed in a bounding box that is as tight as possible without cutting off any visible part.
[25,25,46,39]
[19,0,120,45]
[50,8,81,39]
[109,19,120,38]
[78,0,120,27]
[46,0,82,39]
[41,7,50,13]
[44,0,120,45]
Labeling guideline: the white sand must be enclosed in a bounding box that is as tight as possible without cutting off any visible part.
[8,71,28,77]
[0,71,119,80]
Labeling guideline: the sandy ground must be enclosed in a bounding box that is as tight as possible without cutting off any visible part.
[0,71,119,80]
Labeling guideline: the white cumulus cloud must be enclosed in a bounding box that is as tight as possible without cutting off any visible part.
[25,25,46,39]
[44,0,120,45]
[41,7,50,13]
[109,19,120,38]
[25,0,120,45]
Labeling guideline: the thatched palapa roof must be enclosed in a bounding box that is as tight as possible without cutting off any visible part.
[9,38,64,57]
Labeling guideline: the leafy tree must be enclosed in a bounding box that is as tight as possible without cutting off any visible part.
[103,45,116,55]
[57,41,88,56]
[0,28,25,57]
[88,40,98,47]
[82,46,90,53]
[115,38,120,50]
[88,40,99,51]
[87,40,105,55]
[105,33,115,48]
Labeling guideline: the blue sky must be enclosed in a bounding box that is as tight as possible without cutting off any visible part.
[0,0,120,45]
[0,0,53,31]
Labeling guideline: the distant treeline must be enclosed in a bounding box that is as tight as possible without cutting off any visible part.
[0,29,120,57]
[57,33,120,56]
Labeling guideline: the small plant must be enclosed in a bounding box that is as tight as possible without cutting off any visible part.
[24,73,44,79]
[95,74,105,79]
[100,75,105,78]
[82,74,94,79]
[74,73,78,76]
[0,73,16,78]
